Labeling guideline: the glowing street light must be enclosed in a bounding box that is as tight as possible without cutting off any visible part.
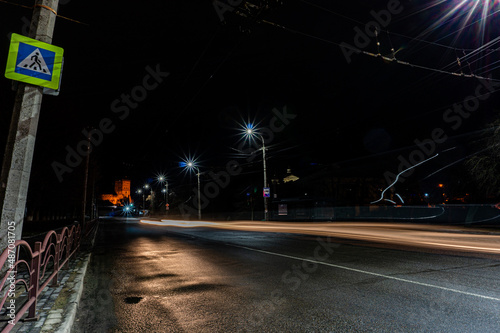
[143,183,153,215]
[136,188,145,215]
[183,160,202,220]
[158,174,169,215]
[242,123,269,221]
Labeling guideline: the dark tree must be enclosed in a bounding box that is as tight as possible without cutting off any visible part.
[466,118,500,200]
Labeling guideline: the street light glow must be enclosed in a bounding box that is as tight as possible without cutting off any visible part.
[184,159,199,171]
[422,0,500,43]
[238,122,269,221]
[246,124,254,135]
[244,123,256,137]
[181,157,201,220]
[180,155,199,171]
[241,123,263,146]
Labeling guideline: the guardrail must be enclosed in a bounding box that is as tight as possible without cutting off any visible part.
[0,219,98,333]
[269,203,500,224]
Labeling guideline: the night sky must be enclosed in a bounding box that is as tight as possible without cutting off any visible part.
[1,0,499,208]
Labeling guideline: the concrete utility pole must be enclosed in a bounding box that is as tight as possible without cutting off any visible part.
[0,0,59,252]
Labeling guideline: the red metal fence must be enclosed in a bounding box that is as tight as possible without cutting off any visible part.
[0,220,98,332]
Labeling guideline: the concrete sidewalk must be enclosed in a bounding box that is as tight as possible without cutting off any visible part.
[1,252,91,333]
[2,220,98,333]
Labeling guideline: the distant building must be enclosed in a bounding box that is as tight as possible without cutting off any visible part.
[101,179,132,205]
[270,164,386,214]
[283,168,299,183]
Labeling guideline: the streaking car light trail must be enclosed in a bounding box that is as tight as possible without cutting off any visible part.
[140,219,217,228]
[370,153,440,204]
[140,219,500,255]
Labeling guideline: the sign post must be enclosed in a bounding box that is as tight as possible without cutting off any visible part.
[0,0,61,253]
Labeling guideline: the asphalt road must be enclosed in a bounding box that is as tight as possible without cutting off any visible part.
[72,218,500,332]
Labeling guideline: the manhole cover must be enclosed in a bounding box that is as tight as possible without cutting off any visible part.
[124,296,143,304]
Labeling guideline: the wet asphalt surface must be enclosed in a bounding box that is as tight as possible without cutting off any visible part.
[72,218,500,332]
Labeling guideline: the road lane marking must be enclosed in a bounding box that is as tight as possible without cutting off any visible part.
[233,245,500,302]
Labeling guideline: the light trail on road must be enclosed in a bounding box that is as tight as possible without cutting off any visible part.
[75,218,500,332]
[140,219,500,255]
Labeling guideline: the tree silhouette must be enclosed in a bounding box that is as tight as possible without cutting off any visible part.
[466,118,500,199]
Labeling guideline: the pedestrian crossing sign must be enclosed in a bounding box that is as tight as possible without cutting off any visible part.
[5,33,64,90]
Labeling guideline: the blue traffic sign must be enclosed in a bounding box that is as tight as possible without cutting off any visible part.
[15,42,55,81]
[5,33,64,90]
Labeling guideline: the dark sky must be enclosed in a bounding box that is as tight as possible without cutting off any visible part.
[1,0,499,200]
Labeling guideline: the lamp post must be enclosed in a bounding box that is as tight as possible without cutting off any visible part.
[185,161,201,220]
[136,189,144,215]
[158,175,169,215]
[244,125,269,221]
[161,188,167,212]
[144,183,152,215]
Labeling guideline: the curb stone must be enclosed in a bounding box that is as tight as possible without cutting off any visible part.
[1,252,92,333]
[51,253,91,333]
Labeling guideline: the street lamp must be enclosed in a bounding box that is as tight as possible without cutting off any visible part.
[158,174,169,215]
[184,160,201,220]
[136,189,144,215]
[243,124,269,221]
[144,183,153,215]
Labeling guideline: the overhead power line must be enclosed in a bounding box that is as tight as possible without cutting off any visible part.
[0,0,87,25]
[258,19,500,82]
[297,0,486,53]
[293,0,500,80]
[223,0,499,81]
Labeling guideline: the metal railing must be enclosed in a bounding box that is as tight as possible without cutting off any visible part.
[0,219,98,333]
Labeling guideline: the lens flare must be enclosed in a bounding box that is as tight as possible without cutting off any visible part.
[420,0,500,45]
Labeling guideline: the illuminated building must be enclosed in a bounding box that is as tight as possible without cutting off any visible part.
[101,179,132,206]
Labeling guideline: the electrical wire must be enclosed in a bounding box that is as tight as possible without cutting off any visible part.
[441,35,500,74]
[298,0,476,53]
[0,0,30,10]
[259,18,500,82]
[296,0,500,81]
[476,59,500,77]
[432,8,500,49]
[0,0,88,25]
